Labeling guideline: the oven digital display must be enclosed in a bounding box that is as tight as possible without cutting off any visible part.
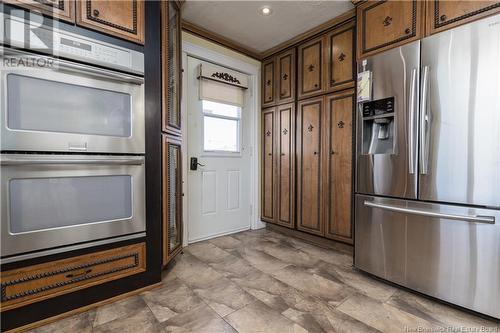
[60,37,92,51]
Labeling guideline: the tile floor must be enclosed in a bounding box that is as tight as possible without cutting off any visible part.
[30,229,499,333]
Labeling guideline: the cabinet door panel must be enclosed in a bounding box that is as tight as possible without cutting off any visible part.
[324,91,354,243]
[357,0,423,59]
[276,103,295,228]
[261,108,275,222]
[327,21,356,92]
[426,1,500,35]
[297,97,324,235]
[76,0,145,44]
[163,135,183,266]
[298,37,324,99]
[276,49,296,104]
[162,1,182,136]
[5,0,75,22]
[262,59,276,107]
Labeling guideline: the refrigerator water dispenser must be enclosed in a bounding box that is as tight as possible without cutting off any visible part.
[361,97,395,154]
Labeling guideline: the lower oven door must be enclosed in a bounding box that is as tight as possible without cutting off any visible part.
[0,154,146,258]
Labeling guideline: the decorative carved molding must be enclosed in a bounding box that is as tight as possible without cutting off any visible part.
[308,124,314,132]
[211,72,241,85]
[338,120,345,128]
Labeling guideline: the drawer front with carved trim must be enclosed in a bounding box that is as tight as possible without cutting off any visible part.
[1,243,146,311]
[76,0,145,44]
[4,0,75,22]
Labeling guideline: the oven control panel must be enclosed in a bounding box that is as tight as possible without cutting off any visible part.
[1,13,144,75]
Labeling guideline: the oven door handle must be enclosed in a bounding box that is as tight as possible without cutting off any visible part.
[1,47,144,85]
[0,156,144,166]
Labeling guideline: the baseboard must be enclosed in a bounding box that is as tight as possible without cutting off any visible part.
[267,224,353,255]
[187,225,250,244]
[5,282,162,333]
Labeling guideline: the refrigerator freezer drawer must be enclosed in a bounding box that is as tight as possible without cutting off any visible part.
[355,194,500,319]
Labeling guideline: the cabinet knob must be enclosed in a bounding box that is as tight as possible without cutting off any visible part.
[440,14,447,22]
[313,151,318,155]
[331,151,335,155]
[383,16,392,27]
[281,153,285,156]
[268,153,272,156]
[405,28,411,34]
[93,9,100,17]
[314,83,318,88]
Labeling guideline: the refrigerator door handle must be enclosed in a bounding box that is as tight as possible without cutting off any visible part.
[364,201,495,224]
[420,66,430,175]
[408,68,418,174]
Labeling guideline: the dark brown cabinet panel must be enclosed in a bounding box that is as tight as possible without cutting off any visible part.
[276,49,296,105]
[296,97,324,235]
[5,0,75,22]
[261,108,276,222]
[426,1,500,35]
[276,103,295,228]
[326,21,356,93]
[357,0,424,59]
[298,36,325,99]
[324,90,354,243]
[162,0,182,136]
[76,0,145,44]
[162,134,183,266]
[262,59,276,107]
[1,243,146,311]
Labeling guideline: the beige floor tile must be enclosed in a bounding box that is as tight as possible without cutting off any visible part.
[161,303,236,333]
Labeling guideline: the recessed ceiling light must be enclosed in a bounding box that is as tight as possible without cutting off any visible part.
[260,6,272,16]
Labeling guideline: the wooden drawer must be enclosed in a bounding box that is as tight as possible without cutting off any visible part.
[76,0,145,44]
[276,49,296,105]
[1,243,146,312]
[357,0,424,59]
[298,36,325,99]
[4,0,75,22]
[262,58,276,107]
[426,1,500,35]
[325,20,356,93]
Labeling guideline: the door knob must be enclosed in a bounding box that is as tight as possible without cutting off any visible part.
[190,157,205,171]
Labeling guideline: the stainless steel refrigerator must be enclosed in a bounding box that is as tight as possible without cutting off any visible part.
[355,14,500,319]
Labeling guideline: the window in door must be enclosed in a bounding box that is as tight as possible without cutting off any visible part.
[202,100,241,154]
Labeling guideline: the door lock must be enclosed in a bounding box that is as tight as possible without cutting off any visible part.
[190,157,205,170]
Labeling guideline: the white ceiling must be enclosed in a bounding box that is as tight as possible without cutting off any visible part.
[182,1,354,54]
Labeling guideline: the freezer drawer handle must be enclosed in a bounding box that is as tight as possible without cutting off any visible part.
[363,201,495,224]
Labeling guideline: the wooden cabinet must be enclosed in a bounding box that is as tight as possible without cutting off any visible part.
[275,103,295,228]
[4,0,75,22]
[296,96,324,236]
[162,135,183,266]
[261,108,276,222]
[262,49,296,107]
[260,104,296,228]
[162,0,182,136]
[357,0,424,59]
[76,0,145,44]
[262,58,276,107]
[324,90,354,244]
[325,21,356,93]
[276,49,296,105]
[295,93,354,241]
[1,243,146,312]
[426,1,500,35]
[298,36,325,99]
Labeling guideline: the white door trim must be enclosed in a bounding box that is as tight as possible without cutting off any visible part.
[181,41,264,246]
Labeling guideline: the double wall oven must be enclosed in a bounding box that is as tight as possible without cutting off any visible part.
[0,13,146,262]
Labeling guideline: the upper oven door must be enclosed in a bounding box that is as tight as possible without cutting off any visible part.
[1,50,145,154]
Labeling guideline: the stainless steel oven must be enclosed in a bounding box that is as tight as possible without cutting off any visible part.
[0,13,147,262]
[1,154,146,259]
[1,13,145,154]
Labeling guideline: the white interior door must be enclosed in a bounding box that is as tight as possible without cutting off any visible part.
[186,56,252,242]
